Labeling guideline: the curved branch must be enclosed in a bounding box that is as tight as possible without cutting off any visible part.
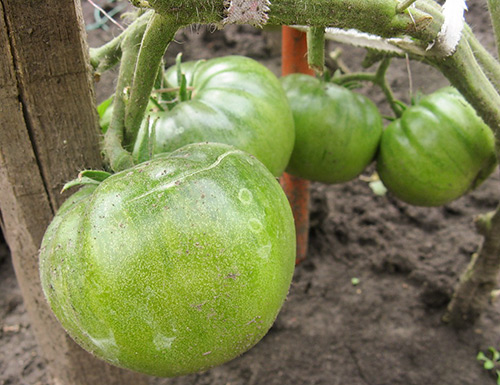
[89,12,152,74]
[124,13,180,146]
[145,0,433,38]
[487,0,500,56]
[102,11,152,171]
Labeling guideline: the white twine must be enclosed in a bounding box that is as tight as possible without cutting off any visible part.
[219,0,271,28]
[428,0,468,56]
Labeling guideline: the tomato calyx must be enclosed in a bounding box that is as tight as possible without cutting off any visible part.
[61,170,112,193]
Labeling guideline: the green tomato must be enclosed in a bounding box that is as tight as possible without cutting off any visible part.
[280,74,383,183]
[377,87,498,206]
[39,142,296,377]
[133,55,295,177]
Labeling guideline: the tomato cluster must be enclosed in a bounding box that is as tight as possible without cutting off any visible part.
[281,77,497,207]
[40,55,498,378]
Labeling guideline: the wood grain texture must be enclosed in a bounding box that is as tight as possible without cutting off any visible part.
[0,0,148,383]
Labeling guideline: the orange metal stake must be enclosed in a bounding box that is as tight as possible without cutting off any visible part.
[281,26,312,264]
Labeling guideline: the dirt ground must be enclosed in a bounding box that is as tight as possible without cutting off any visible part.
[2,1,500,384]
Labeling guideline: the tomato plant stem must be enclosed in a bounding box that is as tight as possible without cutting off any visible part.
[431,38,500,139]
[124,13,180,146]
[89,33,124,74]
[150,0,432,38]
[465,28,500,94]
[444,207,500,328]
[487,0,500,57]
[306,26,325,75]
[102,12,151,171]
[396,0,418,13]
[333,58,404,118]
[374,58,405,118]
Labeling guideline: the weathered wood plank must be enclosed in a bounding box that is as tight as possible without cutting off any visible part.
[0,0,148,383]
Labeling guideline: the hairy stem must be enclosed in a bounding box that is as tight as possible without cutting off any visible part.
[102,11,152,171]
[444,205,500,328]
[396,0,418,13]
[487,0,500,56]
[333,58,404,118]
[465,27,500,93]
[430,38,500,141]
[146,0,432,38]
[374,58,404,117]
[124,13,180,146]
[89,12,152,74]
[89,34,124,74]
[307,26,325,75]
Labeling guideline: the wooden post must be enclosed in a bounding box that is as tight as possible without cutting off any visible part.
[0,0,148,383]
[280,26,312,264]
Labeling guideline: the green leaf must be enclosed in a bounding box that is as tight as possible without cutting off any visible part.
[478,351,488,361]
[490,347,500,362]
[496,370,500,385]
[485,361,495,370]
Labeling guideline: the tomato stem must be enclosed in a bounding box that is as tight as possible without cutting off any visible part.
[89,12,151,75]
[465,28,500,94]
[176,53,190,102]
[124,13,180,147]
[396,0,418,13]
[306,26,325,76]
[332,58,405,118]
[102,12,152,172]
[444,207,500,328]
[487,0,500,57]
[374,58,405,118]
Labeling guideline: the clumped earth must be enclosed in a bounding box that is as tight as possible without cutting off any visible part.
[2,1,500,384]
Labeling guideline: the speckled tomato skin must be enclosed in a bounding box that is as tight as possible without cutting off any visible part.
[39,143,296,377]
[377,87,498,206]
[133,56,295,177]
[280,74,383,183]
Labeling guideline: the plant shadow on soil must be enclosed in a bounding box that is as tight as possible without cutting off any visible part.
[2,1,500,384]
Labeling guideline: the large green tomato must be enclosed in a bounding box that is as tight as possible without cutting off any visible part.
[280,74,383,184]
[377,87,498,206]
[39,142,296,377]
[132,55,295,177]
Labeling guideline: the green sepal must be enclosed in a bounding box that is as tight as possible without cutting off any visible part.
[175,53,189,102]
[61,170,112,193]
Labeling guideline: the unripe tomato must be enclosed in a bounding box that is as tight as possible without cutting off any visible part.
[280,74,383,183]
[133,55,295,177]
[40,143,296,377]
[377,87,497,206]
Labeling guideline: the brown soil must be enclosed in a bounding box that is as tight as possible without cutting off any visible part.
[2,1,500,384]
